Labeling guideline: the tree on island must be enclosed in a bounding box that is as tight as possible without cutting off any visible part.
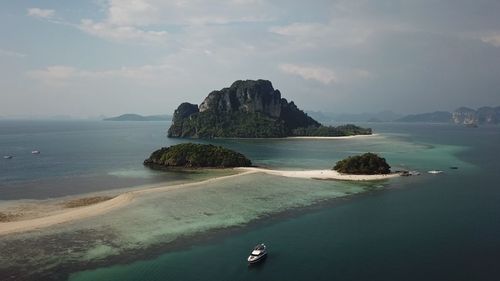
[144,143,252,168]
[333,153,391,175]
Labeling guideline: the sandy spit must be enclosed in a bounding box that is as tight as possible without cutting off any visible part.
[0,166,399,236]
[0,171,256,236]
[236,167,400,181]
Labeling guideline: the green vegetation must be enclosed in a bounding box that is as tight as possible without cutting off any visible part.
[333,153,391,175]
[144,143,252,168]
[169,110,287,138]
[168,109,371,138]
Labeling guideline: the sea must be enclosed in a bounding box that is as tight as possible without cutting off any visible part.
[0,120,499,281]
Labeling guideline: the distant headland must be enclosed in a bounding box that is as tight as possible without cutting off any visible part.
[104,114,172,121]
[395,106,500,125]
[167,80,371,138]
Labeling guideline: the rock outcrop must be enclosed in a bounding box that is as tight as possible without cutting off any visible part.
[199,80,282,118]
[452,107,478,125]
[476,106,500,124]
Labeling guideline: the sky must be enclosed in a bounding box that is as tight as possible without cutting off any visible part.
[1,0,500,118]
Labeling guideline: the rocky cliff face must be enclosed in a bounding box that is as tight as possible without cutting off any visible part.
[199,80,282,118]
[452,107,478,125]
[477,106,500,124]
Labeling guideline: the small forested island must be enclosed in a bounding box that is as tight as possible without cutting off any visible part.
[144,143,252,168]
[168,80,371,138]
[104,114,171,121]
[333,153,391,175]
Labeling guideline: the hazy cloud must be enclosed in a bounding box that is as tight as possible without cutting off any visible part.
[481,34,500,47]
[0,48,26,58]
[27,8,55,19]
[280,64,337,84]
[28,63,181,87]
[79,19,168,44]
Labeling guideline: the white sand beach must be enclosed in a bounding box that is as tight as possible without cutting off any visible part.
[286,134,379,140]
[236,167,400,181]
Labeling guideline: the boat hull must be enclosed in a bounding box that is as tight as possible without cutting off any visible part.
[247,253,267,264]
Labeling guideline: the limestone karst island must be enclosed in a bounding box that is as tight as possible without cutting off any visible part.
[168,80,371,138]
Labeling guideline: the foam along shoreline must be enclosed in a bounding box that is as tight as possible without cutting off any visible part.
[286,134,379,140]
[0,170,257,236]
[236,167,400,181]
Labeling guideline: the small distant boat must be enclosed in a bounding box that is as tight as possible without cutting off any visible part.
[31,150,40,154]
[247,243,267,264]
[3,155,13,159]
[449,166,459,170]
[428,170,443,174]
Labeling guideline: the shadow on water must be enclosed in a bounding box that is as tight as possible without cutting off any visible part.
[247,255,268,272]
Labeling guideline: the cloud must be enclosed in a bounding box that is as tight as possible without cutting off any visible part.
[28,63,181,87]
[104,0,273,26]
[279,64,337,84]
[481,34,500,47]
[27,8,55,19]
[270,17,417,51]
[107,0,159,26]
[27,66,78,87]
[0,48,26,58]
[82,0,274,43]
[270,20,377,50]
[79,19,168,44]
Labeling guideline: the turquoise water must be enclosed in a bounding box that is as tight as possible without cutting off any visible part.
[1,121,499,280]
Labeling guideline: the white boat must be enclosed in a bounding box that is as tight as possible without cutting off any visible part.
[427,170,443,174]
[3,155,13,159]
[31,150,40,154]
[247,243,267,264]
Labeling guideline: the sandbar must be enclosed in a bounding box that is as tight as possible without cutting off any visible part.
[236,167,400,181]
[0,170,256,236]
[0,166,399,236]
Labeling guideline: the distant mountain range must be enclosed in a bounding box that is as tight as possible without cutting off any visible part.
[307,106,500,125]
[396,106,500,125]
[396,111,453,123]
[103,114,172,121]
[306,110,402,123]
